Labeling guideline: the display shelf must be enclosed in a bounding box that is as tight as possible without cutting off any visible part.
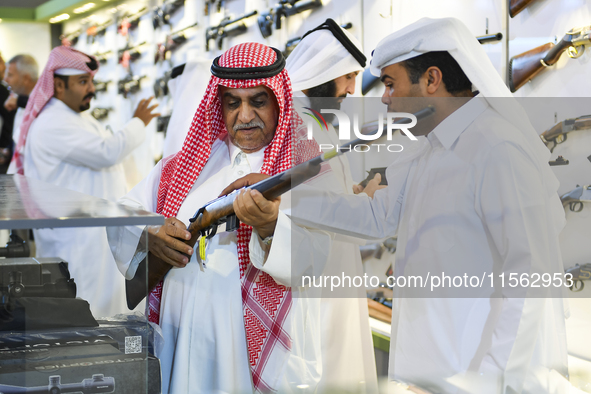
[0,174,163,229]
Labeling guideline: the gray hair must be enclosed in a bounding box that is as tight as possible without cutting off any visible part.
[8,54,39,81]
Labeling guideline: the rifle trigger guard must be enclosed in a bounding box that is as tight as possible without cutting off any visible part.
[567,45,585,59]
[570,201,584,213]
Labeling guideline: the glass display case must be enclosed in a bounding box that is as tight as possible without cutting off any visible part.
[0,174,163,393]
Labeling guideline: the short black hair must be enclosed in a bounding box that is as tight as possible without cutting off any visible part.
[400,51,472,94]
[54,74,69,89]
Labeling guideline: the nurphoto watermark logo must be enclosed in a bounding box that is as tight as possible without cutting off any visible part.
[304,108,418,153]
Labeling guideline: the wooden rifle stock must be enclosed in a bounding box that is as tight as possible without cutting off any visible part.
[125,158,324,309]
[508,25,590,92]
[509,0,540,18]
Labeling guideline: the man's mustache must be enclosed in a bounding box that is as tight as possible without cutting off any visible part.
[234,121,264,132]
[84,93,96,100]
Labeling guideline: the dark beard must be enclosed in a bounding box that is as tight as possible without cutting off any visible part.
[305,80,339,124]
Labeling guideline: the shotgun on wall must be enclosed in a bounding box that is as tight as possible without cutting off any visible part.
[509,25,591,92]
[125,106,436,309]
[361,32,503,95]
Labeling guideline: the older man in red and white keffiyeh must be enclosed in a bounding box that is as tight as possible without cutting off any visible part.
[108,42,330,393]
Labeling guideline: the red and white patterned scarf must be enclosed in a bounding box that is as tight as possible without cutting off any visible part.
[10,46,98,175]
[149,42,316,392]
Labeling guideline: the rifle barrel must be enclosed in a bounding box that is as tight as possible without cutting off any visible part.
[476,32,503,44]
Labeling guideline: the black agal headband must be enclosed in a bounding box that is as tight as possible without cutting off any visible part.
[301,18,366,68]
[211,47,286,80]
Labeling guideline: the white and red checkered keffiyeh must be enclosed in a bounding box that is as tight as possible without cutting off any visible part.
[149,42,317,392]
[10,46,98,174]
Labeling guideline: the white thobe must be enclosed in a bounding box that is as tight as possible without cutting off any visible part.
[6,108,25,174]
[290,97,568,393]
[23,97,146,318]
[293,93,378,393]
[108,135,332,393]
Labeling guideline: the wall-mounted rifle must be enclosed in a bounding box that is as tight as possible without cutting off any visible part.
[258,0,323,38]
[94,80,112,93]
[118,75,146,98]
[94,50,113,65]
[118,7,148,36]
[125,106,436,309]
[118,41,147,68]
[91,107,113,121]
[509,26,591,92]
[509,0,544,18]
[86,19,113,44]
[153,0,185,29]
[155,22,198,63]
[205,11,258,51]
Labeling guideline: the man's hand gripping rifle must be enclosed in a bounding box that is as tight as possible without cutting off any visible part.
[125,106,436,309]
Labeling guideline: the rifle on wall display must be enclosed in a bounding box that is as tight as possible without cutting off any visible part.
[204,0,227,16]
[86,19,113,44]
[118,42,147,67]
[283,22,352,57]
[540,115,591,152]
[60,30,81,47]
[94,80,112,93]
[362,32,503,95]
[565,263,591,292]
[205,11,258,51]
[258,0,323,38]
[560,184,591,212]
[154,22,198,63]
[94,50,113,65]
[157,115,172,133]
[509,0,544,18]
[118,75,146,98]
[118,7,148,36]
[509,26,591,92]
[153,0,185,29]
[90,107,113,120]
[153,71,172,98]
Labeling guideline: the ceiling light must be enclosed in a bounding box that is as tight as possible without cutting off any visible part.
[73,3,96,14]
[49,14,70,23]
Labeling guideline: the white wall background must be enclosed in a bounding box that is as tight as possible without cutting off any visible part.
[0,21,51,71]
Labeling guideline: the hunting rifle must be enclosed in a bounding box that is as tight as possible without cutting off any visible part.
[117,75,146,98]
[258,0,323,38]
[205,11,258,51]
[362,32,503,95]
[118,7,148,36]
[509,0,544,18]
[86,19,113,44]
[94,80,111,93]
[125,106,435,309]
[94,50,112,64]
[540,114,591,152]
[560,184,591,213]
[154,22,198,63]
[118,41,147,64]
[509,25,591,92]
[153,0,185,29]
[90,107,113,121]
[565,263,591,292]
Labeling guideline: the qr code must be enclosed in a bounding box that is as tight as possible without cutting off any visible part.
[125,336,142,354]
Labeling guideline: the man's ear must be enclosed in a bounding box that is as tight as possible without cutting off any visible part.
[424,66,443,95]
[54,77,64,96]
